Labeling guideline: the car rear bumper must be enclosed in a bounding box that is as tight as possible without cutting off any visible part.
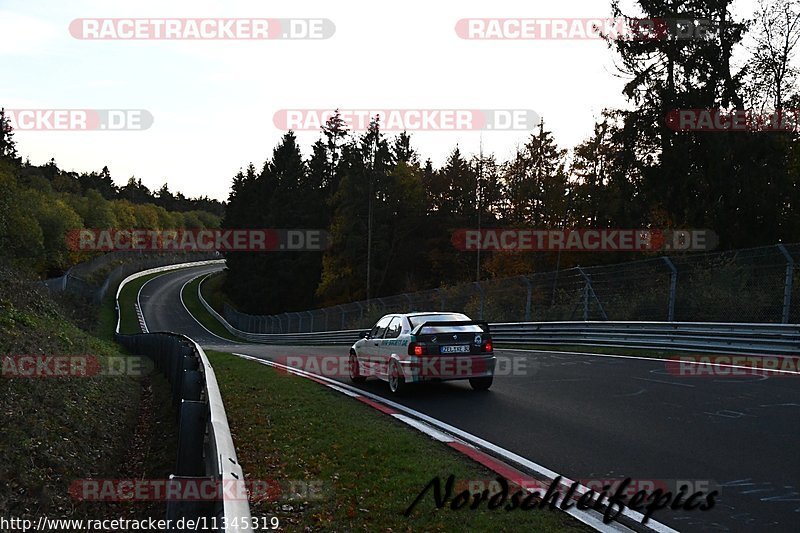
[398,354,496,383]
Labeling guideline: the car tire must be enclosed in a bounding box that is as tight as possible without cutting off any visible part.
[388,360,405,394]
[349,352,366,383]
[469,376,493,391]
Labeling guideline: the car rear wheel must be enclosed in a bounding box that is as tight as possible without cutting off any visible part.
[469,376,493,391]
[349,353,366,383]
[388,360,405,394]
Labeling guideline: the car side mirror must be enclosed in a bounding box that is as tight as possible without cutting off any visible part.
[361,331,371,339]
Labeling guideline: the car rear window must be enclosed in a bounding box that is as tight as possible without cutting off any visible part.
[408,314,483,332]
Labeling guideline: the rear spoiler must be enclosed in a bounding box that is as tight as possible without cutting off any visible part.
[413,320,491,334]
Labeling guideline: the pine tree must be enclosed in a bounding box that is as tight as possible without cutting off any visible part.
[322,109,349,193]
[0,108,18,162]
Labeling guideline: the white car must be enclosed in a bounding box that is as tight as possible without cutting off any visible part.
[349,312,496,393]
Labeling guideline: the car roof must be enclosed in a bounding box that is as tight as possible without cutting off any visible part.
[375,312,471,322]
[405,311,468,317]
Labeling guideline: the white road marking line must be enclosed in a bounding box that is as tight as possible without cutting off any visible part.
[632,377,695,388]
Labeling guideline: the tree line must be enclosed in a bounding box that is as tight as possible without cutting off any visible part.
[0,111,223,277]
[223,0,800,315]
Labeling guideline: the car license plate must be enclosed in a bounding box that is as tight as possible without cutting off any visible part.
[441,345,470,354]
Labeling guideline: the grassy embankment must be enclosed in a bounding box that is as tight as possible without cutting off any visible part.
[0,267,177,522]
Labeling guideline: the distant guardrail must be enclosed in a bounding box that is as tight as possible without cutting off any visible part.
[489,321,800,356]
[196,274,360,345]
[116,262,252,532]
[197,276,800,354]
[44,251,219,303]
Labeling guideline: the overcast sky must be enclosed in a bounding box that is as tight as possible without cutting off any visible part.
[1,0,762,201]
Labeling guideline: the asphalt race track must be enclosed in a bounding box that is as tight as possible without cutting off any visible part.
[138,264,800,532]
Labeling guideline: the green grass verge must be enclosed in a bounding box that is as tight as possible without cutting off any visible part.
[182,274,242,341]
[117,271,167,335]
[206,350,590,532]
[496,343,677,359]
[200,270,227,315]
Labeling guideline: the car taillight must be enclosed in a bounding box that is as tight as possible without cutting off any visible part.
[409,342,427,356]
[483,340,493,353]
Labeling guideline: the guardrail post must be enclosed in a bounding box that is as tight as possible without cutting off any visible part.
[583,283,589,320]
[521,276,533,321]
[322,308,329,331]
[307,311,314,332]
[295,312,302,333]
[338,305,346,330]
[662,256,677,322]
[472,282,485,320]
[777,244,794,324]
[576,267,608,321]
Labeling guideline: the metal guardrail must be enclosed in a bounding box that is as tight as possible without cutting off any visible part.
[44,251,219,303]
[196,274,361,345]
[489,321,800,355]
[198,276,800,354]
[116,262,251,533]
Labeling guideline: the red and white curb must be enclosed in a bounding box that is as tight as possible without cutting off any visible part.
[233,352,677,533]
[134,303,148,333]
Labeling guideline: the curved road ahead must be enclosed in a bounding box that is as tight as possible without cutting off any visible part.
[138,264,800,532]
